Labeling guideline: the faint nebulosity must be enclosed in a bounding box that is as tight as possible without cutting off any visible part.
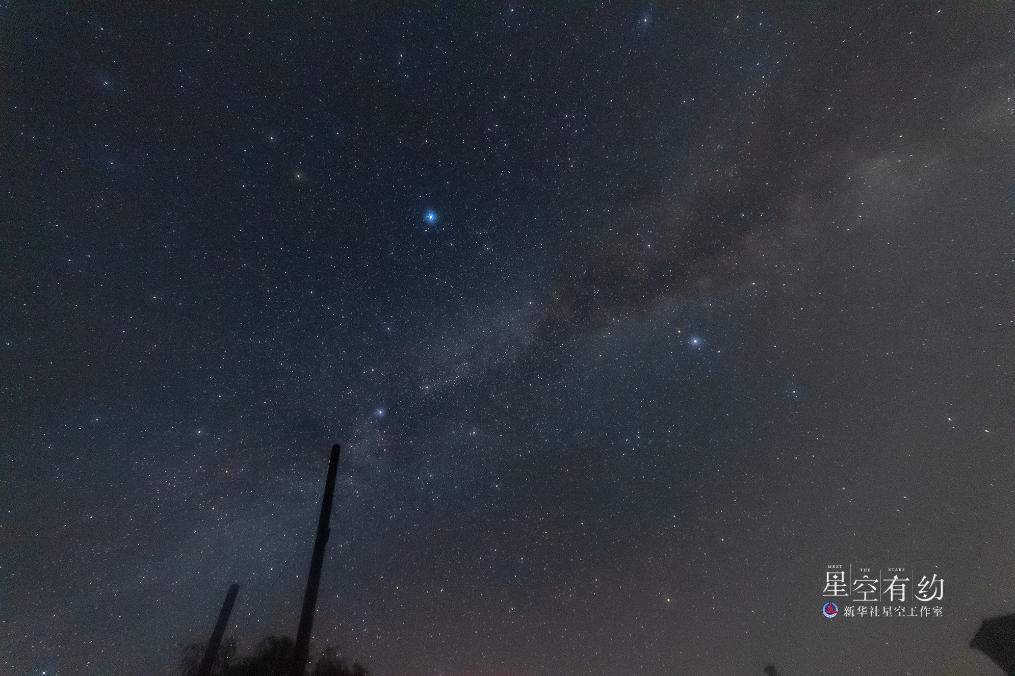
[3,3,1013,675]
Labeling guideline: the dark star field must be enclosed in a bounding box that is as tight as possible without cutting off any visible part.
[3,3,1014,675]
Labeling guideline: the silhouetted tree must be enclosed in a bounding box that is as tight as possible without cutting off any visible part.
[311,646,368,676]
[227,635,295,676]
[179,636,368,676]
[179,637,236,676]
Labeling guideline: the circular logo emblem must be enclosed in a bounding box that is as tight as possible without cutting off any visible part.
[822,601,839,619]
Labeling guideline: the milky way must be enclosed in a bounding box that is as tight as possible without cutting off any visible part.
[4,4,1013,675]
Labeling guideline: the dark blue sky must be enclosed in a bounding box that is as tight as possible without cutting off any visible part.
[3,3,1013,674]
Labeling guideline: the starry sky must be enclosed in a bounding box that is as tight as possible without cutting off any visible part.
[3,3,1014,675]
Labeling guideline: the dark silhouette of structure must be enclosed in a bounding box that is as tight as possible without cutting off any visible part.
[763,666,781,676]
[972,614,1015,674]
[291,444,342,676]
[197,583,240,676]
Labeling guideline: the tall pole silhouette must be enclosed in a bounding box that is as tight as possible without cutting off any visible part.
[290,444,341,676]
[196,582,239,676]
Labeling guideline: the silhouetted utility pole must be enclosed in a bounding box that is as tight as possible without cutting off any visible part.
[196,582,239,676]
[290,444,341,676]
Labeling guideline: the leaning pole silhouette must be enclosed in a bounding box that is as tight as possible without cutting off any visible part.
[196,582,239,676]
[290,444,341,676]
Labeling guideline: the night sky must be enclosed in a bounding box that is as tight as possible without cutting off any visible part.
[4,3,1014,675]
